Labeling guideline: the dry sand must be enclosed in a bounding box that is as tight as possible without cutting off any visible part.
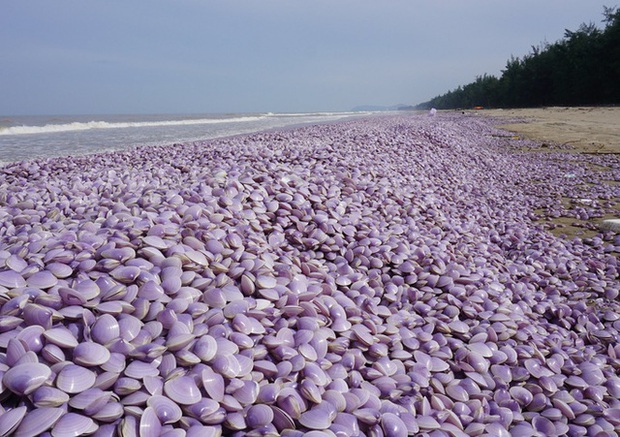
[485,106,620,153]
[482,107,620,240]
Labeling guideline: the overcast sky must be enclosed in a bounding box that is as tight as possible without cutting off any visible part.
[0,1,614,115]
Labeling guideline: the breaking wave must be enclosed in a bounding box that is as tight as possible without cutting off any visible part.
[0,115,267,136]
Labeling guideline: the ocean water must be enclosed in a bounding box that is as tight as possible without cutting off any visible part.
[0,111,371,164]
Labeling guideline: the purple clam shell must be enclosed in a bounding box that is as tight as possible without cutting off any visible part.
[298,404,336,430]
[163,375,202,405]
[26,270,58,289]
[68,388,112,413]
[3,362,52,395]
[381,412,408,437]
[43,328,78,348]
[33,386,71,408]
[14,407,64,437]
[5,255,28,272]
[147,395,183,425]
[51,413,97,437]
[139,407,162,436]
[90,314,120,345]
[246,404,274,428]
[92,402,124,423]
[0,406,27,436]
[55,364,97,394]
[73,341,111,367]
[0,270,27,288]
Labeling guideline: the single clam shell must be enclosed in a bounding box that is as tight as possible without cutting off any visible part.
[5,255,28,272]
[212,354,241,379]
[32,386,71,407]
[271,406,295,431]
[381,413,408,437]
[92,402,125,423]
[6,338,28,366]
[56,364,97,394]
[51,413,96,437]
[532,416,556,435]
[91,314,121,344]
[417,415,441,430]
[101,247,136,262]
[184,398,221,422]
[124,360,159,379]
[298,405,336,430]
[0,315,23,333]
[143,375,163,396]
[143,235,170,250]
[100,352,126,373]
[3,362,52,395]
[68,388,112,413]
[110,265,141,284]
[163,376,202,405]
[139,407,162,436]
[118,315,142,341]
[74,279,100,301]
[73,341,111,367]
[93,371,120,391]
[147,395,183,425]
[224,412,246,430]
[16,325,46,352]
[510,386,534,406]
[233,380,259,405]
[0,270,27,289]
[246,404,274,428]
[47,262,73,279]
[58,287,87,306]
[23,304,54,329]
[256,275,277,289]
[43,327,79,349]
[0,406,27,436]
[114,377,142,395]
[14,407,64,437]
[350,324,374,347]
[26,270,58,289]
[41,343,66,364]
[202,367,225,402]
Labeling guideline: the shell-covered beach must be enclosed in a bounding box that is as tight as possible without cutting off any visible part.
[0,113,619,436]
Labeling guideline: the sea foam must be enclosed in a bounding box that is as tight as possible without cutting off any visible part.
[0,115,267,136]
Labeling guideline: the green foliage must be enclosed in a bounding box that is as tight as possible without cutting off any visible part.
[416,7,620,109]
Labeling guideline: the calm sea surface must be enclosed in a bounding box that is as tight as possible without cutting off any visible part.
[0,111,372,165]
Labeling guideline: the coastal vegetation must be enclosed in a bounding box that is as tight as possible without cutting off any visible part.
[417,7,620,109]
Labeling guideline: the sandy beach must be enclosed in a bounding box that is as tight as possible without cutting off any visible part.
[486,106,620,153]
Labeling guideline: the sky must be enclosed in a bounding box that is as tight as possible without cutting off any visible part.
[0,0,615,115]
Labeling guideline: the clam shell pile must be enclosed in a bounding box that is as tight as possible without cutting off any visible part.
[0,114,619,436]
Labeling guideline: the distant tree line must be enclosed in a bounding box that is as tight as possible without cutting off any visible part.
[416,7,620,109]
